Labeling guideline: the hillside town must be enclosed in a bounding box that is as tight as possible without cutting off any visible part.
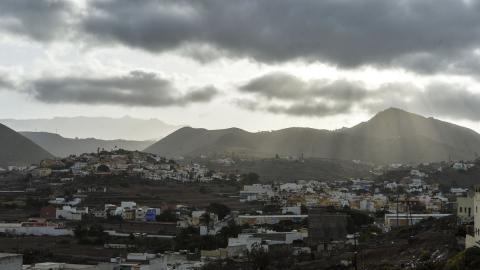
[1,149,479,269]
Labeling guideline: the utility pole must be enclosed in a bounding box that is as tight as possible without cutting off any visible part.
[353,232,359,270]
[396,187,400,227]
[409,198,413,226]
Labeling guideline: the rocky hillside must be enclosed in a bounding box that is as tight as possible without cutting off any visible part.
[0,124,53,167]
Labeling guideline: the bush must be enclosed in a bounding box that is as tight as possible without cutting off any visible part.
[207,203,231,220]
[156,209,177,222]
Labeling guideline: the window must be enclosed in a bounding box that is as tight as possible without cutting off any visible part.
[460,207,463,213]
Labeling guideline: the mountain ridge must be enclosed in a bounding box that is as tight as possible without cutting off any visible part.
[21,132,154,158]
[0,116,181,141]
[145,108,480,164]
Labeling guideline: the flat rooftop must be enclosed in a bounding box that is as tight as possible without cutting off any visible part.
[0,253,22,258]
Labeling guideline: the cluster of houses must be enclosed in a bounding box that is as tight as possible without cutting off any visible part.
[238,169,458,231]
[2,150,232,184]
[39,200,162,222]
[3,151,479,269]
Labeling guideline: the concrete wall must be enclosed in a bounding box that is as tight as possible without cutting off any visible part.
[457,196,474,223]
[0,254,22,270]
[474,185,480,246]
[308,209,348,244]
[0,224,73,236]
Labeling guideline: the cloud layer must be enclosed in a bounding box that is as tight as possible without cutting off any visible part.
[2,0,480,124]
[27,71,218,107]
[2,0,480,76]
[0,0,75,41]
[238,72,480,121]
[80,0,480,75]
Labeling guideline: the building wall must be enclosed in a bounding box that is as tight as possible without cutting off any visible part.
[474,185,480,246]
[56,209,82,221]
[0,254,22,270]
[308,208,348,244]
[457,196,474,223]
[384,214,451,229]
[40,206,57,219]
[0,224,73,236]
[236,215,307,225]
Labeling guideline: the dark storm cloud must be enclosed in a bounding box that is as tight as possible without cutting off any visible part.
[238,72,480,121]
[81,0,480,75]
[28,71,219,107]
[0,0,75,41]
[3,0,480,76]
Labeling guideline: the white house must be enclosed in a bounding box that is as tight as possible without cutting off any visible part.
[56,206,88,221]
[239,184,275,202]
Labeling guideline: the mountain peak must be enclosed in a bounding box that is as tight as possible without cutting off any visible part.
[365,107,429,126]
[374,107,418,118]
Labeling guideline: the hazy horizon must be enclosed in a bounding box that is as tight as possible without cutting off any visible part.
[0,116,180,141]
[3,107,480,141]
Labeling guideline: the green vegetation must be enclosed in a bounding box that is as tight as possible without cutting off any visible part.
[240,172,260,185]
[175,222,246,251]
[207,203,231,220]
[446,247,480,270]
[202,245,294,270]
[73,223,109,245]
[334,207,374,233]
[156,209,178,222]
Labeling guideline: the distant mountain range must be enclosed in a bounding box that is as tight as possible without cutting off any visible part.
[0,116,180,141]
[145,108,480,164]
[3,108,480,165]
[21,132,154,157]
[0,123,53,167]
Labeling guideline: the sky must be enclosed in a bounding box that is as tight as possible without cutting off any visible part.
[2,0,480,134]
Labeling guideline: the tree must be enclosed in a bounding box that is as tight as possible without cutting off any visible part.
[156,209,177,222]
[466,247,480,269]
[241,172,260,185]
[96,164,110,173]
[74,224,109,245]
[74,225,88,239]
[219,222,243,239]
[207,203,231,220]
[249,244,271,270]
[201,212,212,226]
[262,204,281,214]
[175,227,201,251]
[202,259,237,270]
